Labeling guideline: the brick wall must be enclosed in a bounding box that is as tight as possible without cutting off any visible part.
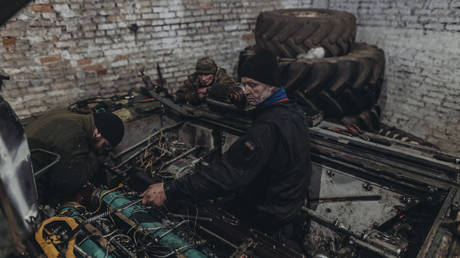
[0,0,459,154]
[0,0,302,117]
[324,0,460,154]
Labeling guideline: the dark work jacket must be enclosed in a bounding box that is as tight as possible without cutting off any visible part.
[26,109,99,201]
[166,101,312,231]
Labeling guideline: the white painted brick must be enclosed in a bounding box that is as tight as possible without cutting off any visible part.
[0,0,458,155]
[98,23,116,30]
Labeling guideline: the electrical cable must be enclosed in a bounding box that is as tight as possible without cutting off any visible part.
[93,184,124,214]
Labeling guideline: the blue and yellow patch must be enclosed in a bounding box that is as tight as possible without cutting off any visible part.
[228,137,257,165]
[244,140,256,151]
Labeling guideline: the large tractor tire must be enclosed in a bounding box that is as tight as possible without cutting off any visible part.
[255,9,356,58]
[280,43,385,120]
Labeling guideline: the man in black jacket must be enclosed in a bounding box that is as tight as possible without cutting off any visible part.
[142,49,312,248]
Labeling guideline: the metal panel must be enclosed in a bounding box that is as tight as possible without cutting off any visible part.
[0,97,38,234]
[0,0,31,26]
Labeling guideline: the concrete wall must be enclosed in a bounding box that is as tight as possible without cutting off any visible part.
[0,0,459,154]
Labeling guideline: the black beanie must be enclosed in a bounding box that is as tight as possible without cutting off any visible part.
[240,49,281,87]
[94,112,124,147]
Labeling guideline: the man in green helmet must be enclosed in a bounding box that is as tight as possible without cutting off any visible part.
[175,57,237,105]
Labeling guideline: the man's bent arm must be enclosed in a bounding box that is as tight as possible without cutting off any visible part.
[165,122,275,203]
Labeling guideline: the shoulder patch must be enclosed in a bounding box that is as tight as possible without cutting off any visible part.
[244,140,256,151]
[227,137,258,166]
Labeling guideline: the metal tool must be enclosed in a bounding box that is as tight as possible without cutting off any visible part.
[311,195,382,204]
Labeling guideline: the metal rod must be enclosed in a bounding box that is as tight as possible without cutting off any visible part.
[152,244,192,258]
[74,245,93,258]
[199,225,238,249]
[311,123,460,176]
[147,89,192,117]
[31,148,61,177]
[311,195,382,204]
[113,143,167,169]
[205,98,238,111]
[301,206,360,238]
[159,146,198,171]
[156,220,189,242]
[175,157,204,178]
[349,236,398,258]
[113,122,183,159]
[84,199,142,224]
[115,199,142,213]
[166,213,213,222]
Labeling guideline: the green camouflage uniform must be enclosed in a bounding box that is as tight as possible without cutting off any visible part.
[176,57,237,105]
[26,109,99,202]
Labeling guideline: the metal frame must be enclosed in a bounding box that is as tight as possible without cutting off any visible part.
[31,148,61,178]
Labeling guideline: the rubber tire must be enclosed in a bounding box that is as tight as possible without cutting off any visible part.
[255,9,356,58]
[280,43,385,120]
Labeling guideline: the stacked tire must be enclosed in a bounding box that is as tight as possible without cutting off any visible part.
[255,9,356,58]
[239,9,385,133]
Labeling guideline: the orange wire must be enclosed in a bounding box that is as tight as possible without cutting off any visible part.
[93,184,123,213]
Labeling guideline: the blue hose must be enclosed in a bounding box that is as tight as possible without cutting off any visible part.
[59,207,114,258]
[101,190,207,258]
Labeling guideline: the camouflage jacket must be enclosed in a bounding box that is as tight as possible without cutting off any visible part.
[176,68,237,105]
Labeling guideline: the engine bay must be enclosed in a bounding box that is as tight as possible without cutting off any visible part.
[34,118,306,258]
[1,93,459,258]
[30,109,457,258]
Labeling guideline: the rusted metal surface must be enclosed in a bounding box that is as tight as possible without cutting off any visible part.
[417,187,457,258]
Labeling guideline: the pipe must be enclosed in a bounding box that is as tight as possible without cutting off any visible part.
[58,207,114,258]
[100,190,207,258]
[113,122,182,159]
[31,148,61,177]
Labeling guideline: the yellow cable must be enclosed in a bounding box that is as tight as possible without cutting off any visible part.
[93,184,123,213]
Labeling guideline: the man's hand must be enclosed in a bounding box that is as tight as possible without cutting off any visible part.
[141,183,167,206]
[229,87,246,108]
[197,87,208,100]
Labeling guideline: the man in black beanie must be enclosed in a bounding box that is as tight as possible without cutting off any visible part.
[142,49,312,252]
[26,109,124,203]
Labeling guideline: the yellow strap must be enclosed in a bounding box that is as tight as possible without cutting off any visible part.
[35,216,79,258]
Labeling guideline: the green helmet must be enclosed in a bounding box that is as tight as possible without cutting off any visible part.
[196,57,217,75]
